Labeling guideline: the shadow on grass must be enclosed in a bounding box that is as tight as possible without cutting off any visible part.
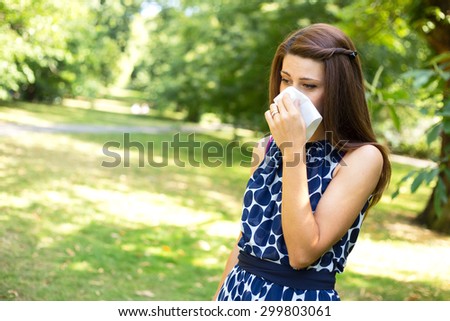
[2,131,250,221]
[1,132,242,300]
[3,206,447,300]
[0,214,230,300]
[2,118,448,301]
[75,132,253,221]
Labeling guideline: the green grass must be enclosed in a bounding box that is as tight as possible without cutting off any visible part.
[0,89,183,127]
[1,99,449,301]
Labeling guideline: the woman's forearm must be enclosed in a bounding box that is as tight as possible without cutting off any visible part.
[281,150,319,269]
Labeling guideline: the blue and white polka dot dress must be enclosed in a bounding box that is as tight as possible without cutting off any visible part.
[217,139,370,301]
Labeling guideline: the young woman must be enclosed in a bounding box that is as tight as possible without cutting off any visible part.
[214,23,391,301]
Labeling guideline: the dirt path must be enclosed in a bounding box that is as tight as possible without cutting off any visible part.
[0,121,228,135]
[0,120,436,168]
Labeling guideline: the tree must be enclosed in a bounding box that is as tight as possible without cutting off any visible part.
[408,0,450,233]
[0,0,71,100]
[0,0,143,101]
[131,0,338,127]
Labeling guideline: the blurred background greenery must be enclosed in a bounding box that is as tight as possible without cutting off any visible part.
[1,0,449,300]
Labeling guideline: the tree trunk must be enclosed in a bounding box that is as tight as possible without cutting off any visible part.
[416,0,450,234]
[185,106,201,123]
[417,188,450,233]
[418,113,450,234]
[23,84,37,102]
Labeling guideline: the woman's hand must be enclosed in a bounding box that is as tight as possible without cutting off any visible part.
[264,94,307,162]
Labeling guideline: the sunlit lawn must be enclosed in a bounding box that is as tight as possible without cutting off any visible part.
[1,99,449,300]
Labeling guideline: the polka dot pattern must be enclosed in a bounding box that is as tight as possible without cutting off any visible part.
[217,266,340,301]
[218,139,370,301]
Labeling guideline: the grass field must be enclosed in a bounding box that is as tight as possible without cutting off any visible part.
[1,95,449,301]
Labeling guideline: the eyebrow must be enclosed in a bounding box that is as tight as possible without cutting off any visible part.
[280,70,320,82]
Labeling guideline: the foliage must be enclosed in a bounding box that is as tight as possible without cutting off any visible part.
[392,53,450,217]
[128,0,433,134]
[334,0,440,157]
[0,0,143,101]
[0,0,437,134]
[130,0,339,127]
[0,0,69,99]
[389,0,450,233]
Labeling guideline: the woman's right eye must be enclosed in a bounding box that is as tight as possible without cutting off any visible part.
[281,78,291,84]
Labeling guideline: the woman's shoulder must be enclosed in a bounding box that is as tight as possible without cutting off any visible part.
[334,143,383,178]
[348,144,383,163]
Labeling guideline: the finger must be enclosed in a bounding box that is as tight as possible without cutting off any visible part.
[265,110,276,130]
[281,93,296,113]
[269,103,278,113]
[275,96,286,116]
[276,95,293,120]
[269,103,280,118]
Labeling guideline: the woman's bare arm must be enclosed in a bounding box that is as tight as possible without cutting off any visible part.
[281,144,383,269]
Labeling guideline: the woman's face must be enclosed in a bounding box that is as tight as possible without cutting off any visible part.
[279,54,325,114]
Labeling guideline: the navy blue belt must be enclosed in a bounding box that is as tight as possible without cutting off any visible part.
[237,251,336,290]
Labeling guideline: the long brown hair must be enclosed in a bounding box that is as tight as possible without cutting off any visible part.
[269,23,391,207]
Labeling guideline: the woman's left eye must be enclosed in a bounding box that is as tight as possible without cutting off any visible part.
[303,84,316,89]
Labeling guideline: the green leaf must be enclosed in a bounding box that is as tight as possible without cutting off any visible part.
[411,171,427,193]
[434,187,442,217]
[426,168,439,184]
[437,109,450,117]
[364,79,376,93]
[443,122,450,134]
[443,98,450,115]
[444,168,450,182]
[432,62,450,81]
[387,104,401,131]
[391,188,400,199]
[391,169,417,199]
[402,69,435,89]
[433,177,447,218]
[370,66,384,93]
[430,52,450,65]
[426,122,442,145]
